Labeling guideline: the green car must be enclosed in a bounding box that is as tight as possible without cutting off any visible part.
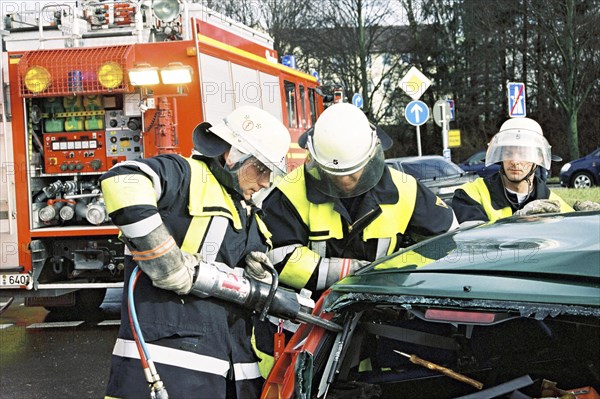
[262,211,600,399]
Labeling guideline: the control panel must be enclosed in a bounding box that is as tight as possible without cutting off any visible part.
[44,131,108,173]
[105,129,143,166]
[105,110,143,166]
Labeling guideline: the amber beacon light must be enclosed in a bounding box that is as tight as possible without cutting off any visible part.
[98,62,124,89]
[24,66,51,93]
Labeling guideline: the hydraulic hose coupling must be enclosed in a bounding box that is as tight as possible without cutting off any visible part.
[150,380,169,399]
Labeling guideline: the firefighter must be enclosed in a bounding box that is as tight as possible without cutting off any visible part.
[250,102,459,376]
[452,117,573,224]
[101,106,290,399]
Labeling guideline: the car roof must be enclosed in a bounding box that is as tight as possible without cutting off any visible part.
[328,211,600,308]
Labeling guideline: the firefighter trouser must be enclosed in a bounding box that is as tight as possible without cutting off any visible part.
[105,335,263,398]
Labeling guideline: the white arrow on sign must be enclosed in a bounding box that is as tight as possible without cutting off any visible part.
[410,103,425,123]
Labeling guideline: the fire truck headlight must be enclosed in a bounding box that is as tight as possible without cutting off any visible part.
[24,66,51,93]
[86,204,107,225]
[152,0,181,23]
[160,62,193,85]
[128,64,160,86]
[98,62,123,89]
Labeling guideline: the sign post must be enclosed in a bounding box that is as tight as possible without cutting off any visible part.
[433,99,452,160]
[404,100,430,156]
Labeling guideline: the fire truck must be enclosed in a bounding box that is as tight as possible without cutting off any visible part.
[0,0,323,312]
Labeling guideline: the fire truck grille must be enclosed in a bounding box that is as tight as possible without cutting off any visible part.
[18,45,134,97]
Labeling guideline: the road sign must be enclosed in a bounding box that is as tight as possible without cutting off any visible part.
[399,66,431,100]
[352,93,363,108]
[433,99,451,127]
[281,55,296,69]
[447,99,455,121]
[404,100,429,126]
[311,69,320,84]
[508,82,526,117]
[448,129,461,147]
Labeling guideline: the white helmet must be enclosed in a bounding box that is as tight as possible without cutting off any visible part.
[305,103,386,198]
[308,103,378,175]
[208,106,291,177]
[485,117,552,170]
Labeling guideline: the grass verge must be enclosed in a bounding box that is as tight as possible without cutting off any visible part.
[552,187,600,206]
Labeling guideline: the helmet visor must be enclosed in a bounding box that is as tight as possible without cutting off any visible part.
[306,144,385,198]
[486,145,551,170]
[227,147,284,188]
[485,130,551,169]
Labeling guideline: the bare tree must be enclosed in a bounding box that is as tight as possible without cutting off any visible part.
[529,0,599,159]
[200,0,599,160]
[401,0,599,161]
[308,0,405,122]
[201,0,264,29]
[260,0,317,59]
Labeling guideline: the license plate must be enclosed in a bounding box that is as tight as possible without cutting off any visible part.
[0,274,31,287]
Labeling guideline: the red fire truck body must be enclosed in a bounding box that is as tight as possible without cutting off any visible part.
[0,1,322,311]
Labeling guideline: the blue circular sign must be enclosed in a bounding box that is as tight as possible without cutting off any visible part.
[352,93,363,108]
[405,100,430,126]
[311,70,320,83]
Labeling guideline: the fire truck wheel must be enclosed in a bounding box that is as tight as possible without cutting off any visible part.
[44,288,107,314]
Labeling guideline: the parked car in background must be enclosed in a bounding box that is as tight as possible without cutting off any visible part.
[263,211,600,399]
[385,155,475,205]
[560,147,600,188]
[458,150,501,178]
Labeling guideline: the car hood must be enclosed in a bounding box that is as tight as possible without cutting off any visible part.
[327,211,600,313]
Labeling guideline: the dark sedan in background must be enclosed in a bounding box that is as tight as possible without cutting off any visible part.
[560,147,600,188]
[263,211,600,399]
[385,155,476,204]
[458,150,501,178]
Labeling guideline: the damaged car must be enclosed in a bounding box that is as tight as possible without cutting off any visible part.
[262,211,600,399]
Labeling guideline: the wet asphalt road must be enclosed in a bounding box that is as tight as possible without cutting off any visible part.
[0,289,122,399]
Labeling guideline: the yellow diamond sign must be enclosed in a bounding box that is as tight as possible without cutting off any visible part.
[399,66,431,100]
